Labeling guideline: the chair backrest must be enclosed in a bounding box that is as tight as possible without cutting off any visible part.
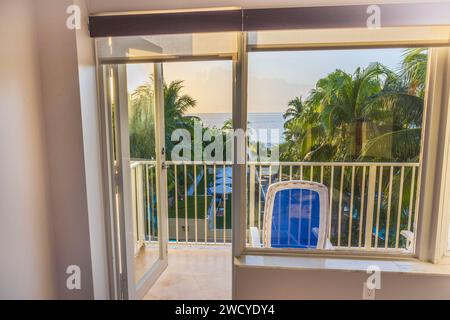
[262,180,329,249]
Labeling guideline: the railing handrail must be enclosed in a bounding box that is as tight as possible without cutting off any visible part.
[131,159,420,167]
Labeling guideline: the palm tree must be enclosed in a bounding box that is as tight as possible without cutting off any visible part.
[283,97,305,125]
[163,80,197,134]
[280,101,326,161]
[359,49,428,162]
[306,63,392,160]
[128,79,197,160]
[280,51,427,163]
[400,48,428,98]
[221,119,233,131]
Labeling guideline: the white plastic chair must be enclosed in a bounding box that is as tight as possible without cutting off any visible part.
[250,180,333,249]
[400,230,415,253]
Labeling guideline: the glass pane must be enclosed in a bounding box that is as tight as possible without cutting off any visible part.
[246,46,428,254]
[248,26,450,48]
[96,32,238,60]
[162,60,233,244]
[125,63,161,283]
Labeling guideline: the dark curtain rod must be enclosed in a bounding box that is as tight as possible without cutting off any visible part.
[89,3,450,38]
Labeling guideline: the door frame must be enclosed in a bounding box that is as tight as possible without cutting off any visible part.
[98,53,239,300]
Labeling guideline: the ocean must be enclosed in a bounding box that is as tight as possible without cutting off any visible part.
[188,112,286,142]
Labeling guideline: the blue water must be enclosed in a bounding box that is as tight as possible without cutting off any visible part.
[188,112,285,140]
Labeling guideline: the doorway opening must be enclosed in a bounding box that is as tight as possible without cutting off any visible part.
[133,60,234,299]
[100,55,234,299]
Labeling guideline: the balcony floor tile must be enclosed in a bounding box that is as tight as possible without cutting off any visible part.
[144,245,232,300]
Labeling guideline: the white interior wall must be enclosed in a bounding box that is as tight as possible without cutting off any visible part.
[35,0,101,299]
[0,0,56,299]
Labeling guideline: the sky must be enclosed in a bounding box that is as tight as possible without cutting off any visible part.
[127,48,405,114]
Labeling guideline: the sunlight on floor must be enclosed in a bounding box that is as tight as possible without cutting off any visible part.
[144,245,232,300]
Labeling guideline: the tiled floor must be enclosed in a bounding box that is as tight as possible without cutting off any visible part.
[144,245,232,300]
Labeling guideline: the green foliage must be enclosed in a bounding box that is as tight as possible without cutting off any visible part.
[280,50,427,164]
[128,79,197,160]
[129,84,156,160]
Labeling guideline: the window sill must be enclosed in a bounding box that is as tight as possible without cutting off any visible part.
[235,254,450,276]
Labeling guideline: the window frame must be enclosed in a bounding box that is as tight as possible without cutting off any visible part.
[234,31,450,263]
[419,46,450,263]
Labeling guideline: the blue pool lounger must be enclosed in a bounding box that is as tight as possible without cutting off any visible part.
[250,180,333,249]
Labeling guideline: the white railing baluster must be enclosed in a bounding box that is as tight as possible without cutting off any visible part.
[407,167,416,232]
[213,164,217,244]
[328,166,334,240]
[258,164,262,232]
[308,165,314,246]
[395,167,405,248]
[194,164,198,243]
[320,165,324,184]
[385,166,394,249]
[145,164,150,242]
[365,166,377,249]
[277,165,282,244]
[358,166,366,248]
[131,167,137,244]
[412,165,421,252]
[268,164,272,185]
[150,165,155,240]
[374,166,383,248]
[174,164,179,243]
[223,163,227,243]
[298,164,303,243]
[288,165,293,244]
[184,164,188,243]
[204,164,208,244]
[348,166,355,247]
[249,164,256,229]
[338,166,345,247]
[138,165,145,246]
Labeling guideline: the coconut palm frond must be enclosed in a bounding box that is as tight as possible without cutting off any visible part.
[359,128,421,162]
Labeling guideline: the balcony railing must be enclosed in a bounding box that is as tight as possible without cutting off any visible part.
[130,160,420,253]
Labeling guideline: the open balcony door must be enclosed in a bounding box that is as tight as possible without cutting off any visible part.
[110,63,168,300]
